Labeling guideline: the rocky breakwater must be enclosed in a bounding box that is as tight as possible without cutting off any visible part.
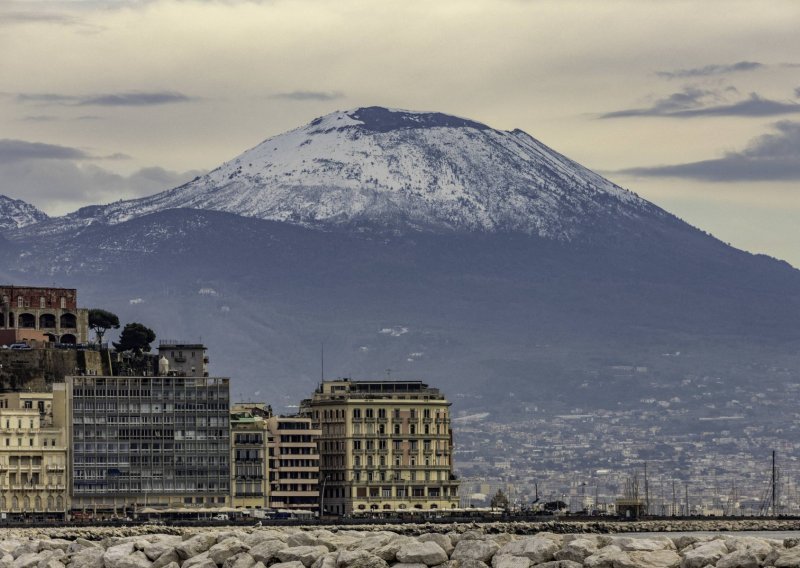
[4,528,800,568]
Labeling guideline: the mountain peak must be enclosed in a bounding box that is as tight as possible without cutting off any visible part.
[0,195,48,232]
[308,107,491,134]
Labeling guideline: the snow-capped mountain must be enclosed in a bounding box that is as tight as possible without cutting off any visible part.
[16,107,667,240]
[0,195,48,232]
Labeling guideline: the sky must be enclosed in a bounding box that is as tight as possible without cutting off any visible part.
[1,0,799,265]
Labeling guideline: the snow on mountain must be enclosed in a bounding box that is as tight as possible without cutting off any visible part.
[14,107,665,240]
[0,195,48,232]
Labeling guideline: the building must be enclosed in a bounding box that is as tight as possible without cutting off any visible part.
[158,341,209,377]
[301,379,460,515]
[0,393,68,520]
[230,404,271,509]
[267,414,320,512]
[56,375,231,517]
[0,286,89,346]
[230,404,321,513]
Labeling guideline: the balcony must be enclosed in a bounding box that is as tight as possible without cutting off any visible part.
[46,464,65,472]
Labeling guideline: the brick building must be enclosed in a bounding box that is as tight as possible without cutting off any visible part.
[0,286,89,346]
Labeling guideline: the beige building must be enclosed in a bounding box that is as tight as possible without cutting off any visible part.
[301,379,460,515]
[158,341,209,377]
[267,415,320,512]
[230,404,271,509]
[0,392,68,520]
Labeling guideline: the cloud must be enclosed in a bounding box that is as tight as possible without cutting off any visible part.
[15,91,195,107]
[269,90,344,101]
[0,139,91,163]
[21,115,59,122]
[601,90,800,119]
[0,161,206,215]
[0,11,78,26]
[618,121,800,182]
[796,87,800,98]
[656,61,764,79]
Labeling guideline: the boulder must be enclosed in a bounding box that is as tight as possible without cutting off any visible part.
[275,546,330,568]
[208,539,250,565]
[627,550,681,568]
[110,551,152,568]
[615,538,675,552]
[184,554,215,568]
[499,538,559,564]
[490,555,530,568]
[334,550,387,568]
[716,550,760,568]
[176,535,219,561]
[583,546,636,568]
[142,538,181,561]
[243,532,288,547]
[418,535,455,556]
[271,563,306,568]
[311,553,338,568]
[12,555,43,568]
[151,551,181,568]
[451,541,499,564]
[103,543,137,568]
[554,538,597,563]
[775,545,800,568]
[679,539,729,568]
[223,553,256,568]
[287,535,319,549]
[70,546,105,568]
[248,541,285,564]
[533,562,583,568]
[396,542,448,566]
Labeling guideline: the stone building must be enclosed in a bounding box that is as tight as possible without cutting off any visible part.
[0,286,89,346]
[230,404,271,510]
[301,379,460,515]
[0,393,68,520]
[55,375,231,517]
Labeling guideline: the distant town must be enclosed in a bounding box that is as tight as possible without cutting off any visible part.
[0,284,794,522]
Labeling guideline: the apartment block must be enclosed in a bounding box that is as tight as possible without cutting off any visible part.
[57,375,231,516]
[158,341,210,377]
[267,415,320,512]
[0,393,68,520]
[302,379,459,515]
[231,404,270,509]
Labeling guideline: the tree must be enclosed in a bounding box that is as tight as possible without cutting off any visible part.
[88,309,120,344]
[112,322,156,354]
[491,489,510,510]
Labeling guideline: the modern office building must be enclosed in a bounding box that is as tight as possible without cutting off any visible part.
[267,414,320,512]
[301,379,460,515]
[0,395,68,521]
[0,286,89,346]
[56,375,231,516]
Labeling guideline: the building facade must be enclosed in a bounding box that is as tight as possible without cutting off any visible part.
[0,396,68,520]
[57,375,231,516]
[231,404,270,509]
[158,341,209,377]
[267,415,320,512]
[302,379,459,515]
[0,286,89,346]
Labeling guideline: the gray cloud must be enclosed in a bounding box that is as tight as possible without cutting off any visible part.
[269,90,344,101]
[0,11,78,26]
[619,121,800,181]
[16,91,194,107]
[795,87,800,98]
[21,115,59,122]
[0,139,91,163]
[601,90,800,119]
[656,61,764,79]
[0,161,206,215]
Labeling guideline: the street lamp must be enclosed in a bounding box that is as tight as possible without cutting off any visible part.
[319,475,330,518]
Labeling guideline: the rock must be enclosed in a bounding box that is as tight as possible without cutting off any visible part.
[583,545,636,568]
[499,537,559,564]
[208,539,250,565]
[533,562,583,568]
[716,550,759,568]
[396,542,448,566]
[12,544,40,560]
[248,541,285,565]
[112,551,152,568]
[490,555,530,568]
[679,539,729,568]
[70,546,105,568]
[13,555,43,568]
[310,553,338,568]
[334,550,388,568]
[271,563,306,568]
[275,546,330,568]
[554,538,597,562]
[223,553,256,568]
[393,564,428,568]
[243,532,289,547]
[103,543,137,568]
[615,538,675,552]
[775,545,800,568]
[371,538,413,563]
[37,560,64,568]
[350,536,394,553]
[287,535,319,549]
[451,541,499,564]
[418,535,455,556]
[39,542,69,553]
[151,551,181,568]
[176,535,219,560]
[627,550,681,568]
[184,554,215,568]
[142,538,181,561]
[434,560,488,568]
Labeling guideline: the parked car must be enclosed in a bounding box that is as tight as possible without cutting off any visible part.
[9,343,32,350]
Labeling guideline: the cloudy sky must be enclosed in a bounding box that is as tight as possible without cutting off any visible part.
[1,0,799,264]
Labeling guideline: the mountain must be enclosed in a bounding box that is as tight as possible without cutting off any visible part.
[16,107,664,240]
[0,195,48,233]
[2,107,800,416]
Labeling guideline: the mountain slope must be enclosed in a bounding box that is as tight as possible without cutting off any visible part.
[0,195,48,233]
[13,107,667,240]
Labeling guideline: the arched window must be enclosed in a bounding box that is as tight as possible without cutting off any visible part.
[60,334,76,345]
[40,314,56,328]
[47,495,54,511]
[60,313,77,329]
[35,496,42,510]
[18,313,35,328]
[12,496,18,510]
[56,496,64,510]
[23,496,30,510]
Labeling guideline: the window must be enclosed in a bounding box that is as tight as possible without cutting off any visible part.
[365,408,374,419]
[378,408,386,419]
[352,409,361,419]
[40,297,46,308]
[60,297,66,309]
[17,297,24,308]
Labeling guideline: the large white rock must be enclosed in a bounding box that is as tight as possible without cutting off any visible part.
[775,545,800,568]
[287,535,319,549]
[451,540,499,564]
[418,535,455,556]
[334,550,388,568]
[151,550,180,568]
[244,532,289,547]
[396,542,448,567]
[248,541,285,564]
[275,546,330,568]
[627,550,681,568]
[176,535,218,561]
[110,551,152,568]
[615,538,675,552]
[223,553,256,568]
[679,539,729,568]
[716,550,760,568]
[507,538,559,564]
[310,553,338,568]
[583,545,636,568]
[491,554,531,568]
[70,546,105,568]
[554,538,598,562]
[208,538,250,565]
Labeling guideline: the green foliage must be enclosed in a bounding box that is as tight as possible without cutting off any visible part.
[88,308,120,343]
[112,322,156,354]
